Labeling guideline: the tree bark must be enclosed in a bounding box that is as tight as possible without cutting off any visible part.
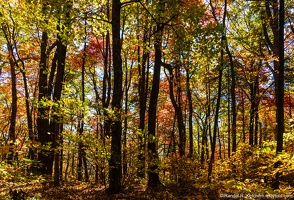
[225,39,236,153]
[164,64,186,157]
[208,0,227,182]
[186,68,193,157]
[147,22,163,187]
[37,30,54,175]
[8,53,17,163]
[108,0,123,194]
[52,1,72,182]
[137,18,149,178]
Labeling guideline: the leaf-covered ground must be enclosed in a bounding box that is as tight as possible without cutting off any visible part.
[0,180,211,200]
[1,176,294,199]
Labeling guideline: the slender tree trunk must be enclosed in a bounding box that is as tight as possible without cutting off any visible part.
[147,22,163,187]
[108,0,123,194]
[164,64,185,157]
[21,63,35,159]
[227,74,231,157]
[225,39,236,153]
[254,106,259,146]
[208,69,223,182]
[276,0,284,154]
[123,57,132,179]
[208,0,227,182]
[186,68,193,157]
[77,123,83,181]
[197,125,200,157]
[259,122,262,147]
[77,19,89,182]
[218,127,222,160]
[167,113,177,155]
[2,23,34,164]
[200,130,205,165]
[59,123,63,182]
[249,83,255,146]
[137,23,149,178]
[8,54,17,163]
[102,32,111,139]
[242,91,246,143]
[103,1,111,139]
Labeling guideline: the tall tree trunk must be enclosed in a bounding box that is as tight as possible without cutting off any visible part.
[37,30,53,175]
[52,3,71,183]
[276,0,284,154]
[272,0,285,189]
[218,127,222,160]
[59,124,63,182]
[108,0,123,194]
[242,91,246,143]
[20,62,35,160]
[264,0,284,151]
[249,83,255,146]
[52,37,67,186]
[186,68,193,157]
[37,3,56,175]
[164,64,185,157]
[137,16,149,178]
[208,0,227,182]
[147,22,163,187]
[78,18,89,182]
[254,105,259,146]
[122,57,132,179]
[200,128,206,165]
[102,31,111,140]
[227,68,231,157]
[2,23,34,164]
[225,39,236,153]
[208,69,223,182]
[8,54,17,163]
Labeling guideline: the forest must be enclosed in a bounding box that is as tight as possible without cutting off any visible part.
[0,0,294,199]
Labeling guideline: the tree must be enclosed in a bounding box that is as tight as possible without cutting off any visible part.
[37,4,54,174]
[107,0,123,194]
[146,0,166,187]
[7,47,17,163]
[162,63,186,157]
[208,0,227,182]
[1,1,35,163]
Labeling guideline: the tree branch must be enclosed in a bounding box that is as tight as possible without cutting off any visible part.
[161,61,173,71]
[121,0,140,7]
[46,41,57,56]
[139,1,157,24]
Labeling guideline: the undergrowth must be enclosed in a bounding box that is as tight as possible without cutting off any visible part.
[1,143,294,199]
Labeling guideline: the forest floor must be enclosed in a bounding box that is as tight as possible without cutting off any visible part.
[0,179,212,200]
[2,150,294,200]
[1,176,294,199]
[0,182,209,200]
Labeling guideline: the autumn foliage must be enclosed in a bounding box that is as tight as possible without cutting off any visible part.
[0,0,294,199]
